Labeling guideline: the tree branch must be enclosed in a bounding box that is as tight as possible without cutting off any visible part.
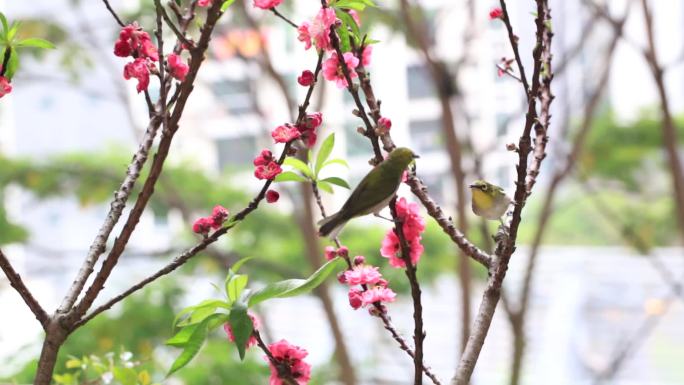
[0,249,49,329]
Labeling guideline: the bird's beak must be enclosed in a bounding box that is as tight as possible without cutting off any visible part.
[412,154,420,159]
[468,184,477,189]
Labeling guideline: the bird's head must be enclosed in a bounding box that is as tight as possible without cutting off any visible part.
[469,180,505,199]
[386,147,419,169]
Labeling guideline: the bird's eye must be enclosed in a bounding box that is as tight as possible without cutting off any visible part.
[481,185,488,192]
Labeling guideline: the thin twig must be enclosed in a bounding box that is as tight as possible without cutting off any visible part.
[100,0,126,27]
[498,0,530,98]
[159,3,194,49]
[270,7,298,28]
[0,47,11,77]
[0,249,49,329]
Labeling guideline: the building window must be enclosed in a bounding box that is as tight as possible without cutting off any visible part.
[211,78,254,115]
[216,136,257,170]
[407,64,436,99]
[409,119,442,154]
[421,172,445,204]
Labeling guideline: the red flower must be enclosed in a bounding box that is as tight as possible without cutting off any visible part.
[253,0,283,10]
[192,217,213,235]
[211,205,229,229]
[361,45,372,67]
[348,287,363,309]
[266,190,280,203]
[0,76,12,98]
[297,70,315,86]
[255,161,282,180]
[361,286,396,306]
[123,58,152,93]
[324,246,337,261]
[322,52,359,88]
[167,53,189,81]
[266,340,311,385]
[272,124,301,143]
[489,7,504,20]
[254,149,274,166]
[198,0,212,6]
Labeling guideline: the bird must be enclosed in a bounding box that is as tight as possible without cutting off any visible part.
[318,147,419,238]
[469,180,511,224]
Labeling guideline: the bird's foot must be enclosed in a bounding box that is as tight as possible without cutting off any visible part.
[373,213,396,223]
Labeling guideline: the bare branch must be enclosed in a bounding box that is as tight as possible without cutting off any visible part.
[100,0,126,27]
[498,0,531,98]
[0,249,49,329]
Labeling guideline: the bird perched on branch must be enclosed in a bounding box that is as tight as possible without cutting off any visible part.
[318,147,419,238]
[469,180,511,225]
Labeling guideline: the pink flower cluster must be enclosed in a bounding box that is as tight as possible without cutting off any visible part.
[192,205,229,235]
[167,53,189,82]
[0,76,11,99]
[114,24,159,93]
[323,52,359,89]
[297,8,336,51]
[254,150,283,180]
[340,256,396,310]
[266,340,311,385]
[224,313,260,349]
[380,198,426,268]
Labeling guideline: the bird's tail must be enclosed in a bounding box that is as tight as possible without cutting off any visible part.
[318,212,348,238]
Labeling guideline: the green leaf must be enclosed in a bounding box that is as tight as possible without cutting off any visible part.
[230,256,252,273]
[315,134,335,177]
[65,358,81,369]
[0,13,8,38]
[337,20,351,52]
[336,11,360,41]
[274,171,308,183]
[167,314,227,376]
[166,323,199,347]
[283,157,313,179]
[113,367,138,385]
[221,0,237,11]
[334,0,367,10]
[317,181,333,194]
[4,47,18,79]
[247,258,345,307]
[173,299,229,328]
[227,274,248,303]
[229,301,252,360]
[320,177,350,189]
[16,38,55,49]
[7,21,20,43]
[323,158,350,169]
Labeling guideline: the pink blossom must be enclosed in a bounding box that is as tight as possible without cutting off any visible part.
[266,340,311,385]
[361,286,396,306]
[295,112,323,148]
[211,205,230,229]
[297,22,312,50]
[309,8,337,51]
[123,58,151,93]
[0,76,11,98]
[297,70,315,86]
[224,313,260,348]
[489,7,504,20]
[353,255,365,265]
[348,287,363,309]
[114,24,158,61]
[378,116,391,133]
[192,217,213,235]
[337,246,349,258]
[167,53,189,81]
[198,0,212,6]
[254,149,274,166]
[253,0,283,10]
[361,45,372,67]
[323,52,359,88]
[344,265,382,286]
[324,246,337,261]
[380,230,424,268]
[255,161,283,180]
[272,124,301,143]
[395,197,426,239]
[266,190,280,203]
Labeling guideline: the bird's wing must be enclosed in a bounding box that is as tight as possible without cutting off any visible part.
[339,166,400,217]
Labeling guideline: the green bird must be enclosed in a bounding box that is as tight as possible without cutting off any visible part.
[469,180,511,223]
[318,147,419,238]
